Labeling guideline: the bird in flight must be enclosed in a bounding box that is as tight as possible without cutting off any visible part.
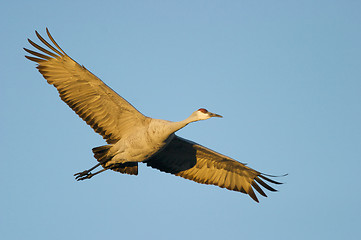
[24,29,284,202]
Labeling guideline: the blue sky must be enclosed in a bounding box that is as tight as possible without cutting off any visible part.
[1,1,361,239]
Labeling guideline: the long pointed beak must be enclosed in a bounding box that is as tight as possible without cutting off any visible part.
[209,112,223,118]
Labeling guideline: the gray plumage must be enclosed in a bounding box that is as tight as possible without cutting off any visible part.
[24,29,284,202]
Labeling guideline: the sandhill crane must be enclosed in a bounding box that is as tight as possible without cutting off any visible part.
[24,29,284,202]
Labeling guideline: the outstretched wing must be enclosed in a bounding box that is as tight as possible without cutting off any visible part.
[145,135,282,202]
[24,28,148,144]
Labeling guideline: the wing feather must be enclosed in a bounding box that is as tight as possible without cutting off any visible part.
[145,135,282,202]
[25,29,148,143]
[27,38,59,58]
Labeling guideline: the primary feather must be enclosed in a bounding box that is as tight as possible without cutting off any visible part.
[24,29,284,202]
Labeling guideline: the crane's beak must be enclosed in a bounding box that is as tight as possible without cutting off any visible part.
[209,112,223,118]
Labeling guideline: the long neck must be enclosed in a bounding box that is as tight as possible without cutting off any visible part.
[168,114,199,133]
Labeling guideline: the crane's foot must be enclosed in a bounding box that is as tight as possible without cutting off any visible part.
[74,170,94,181]
[74,168,107,181]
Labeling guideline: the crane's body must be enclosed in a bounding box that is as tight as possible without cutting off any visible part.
[24,29,284,202]
[105,118,173,166]
[105,118,188,167]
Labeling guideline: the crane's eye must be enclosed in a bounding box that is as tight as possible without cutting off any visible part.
[198,108,208,113]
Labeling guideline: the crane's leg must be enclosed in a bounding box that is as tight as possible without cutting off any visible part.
[74,168,108,181]
[74,160,107,181]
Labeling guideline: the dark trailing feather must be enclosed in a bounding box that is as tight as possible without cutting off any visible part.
[146,135,283,202]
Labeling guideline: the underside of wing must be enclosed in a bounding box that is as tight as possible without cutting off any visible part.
[145,135,283,202]
[24,28,148,143]
[109,162,139,175]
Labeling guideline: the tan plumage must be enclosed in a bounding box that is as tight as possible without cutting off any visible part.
[146,136,281,202]
[25,30,147,145]
[25,29,284,202]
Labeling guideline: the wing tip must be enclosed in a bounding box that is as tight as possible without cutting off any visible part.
[24,55,44,63]
[247,187,259,203]
[246,172,288,202]
[259,174,286,185]
[32,28,65,57]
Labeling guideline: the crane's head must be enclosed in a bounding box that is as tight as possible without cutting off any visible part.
[193,108,223,121]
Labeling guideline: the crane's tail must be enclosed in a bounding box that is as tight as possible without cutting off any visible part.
[92,145,138,175]
[92,145,112,162]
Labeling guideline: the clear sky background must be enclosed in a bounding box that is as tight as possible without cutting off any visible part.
[1,1,360,239]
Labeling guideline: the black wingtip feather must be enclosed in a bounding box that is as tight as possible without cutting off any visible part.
[46,28,66,55]
[247,187,259,203]
[35,29,64,57]
[24,55,45,63]
[255,176,278,192]
[259,175,283,185]
[27,38,59,58]
[252,181,268,197]
[23,47,51,60]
